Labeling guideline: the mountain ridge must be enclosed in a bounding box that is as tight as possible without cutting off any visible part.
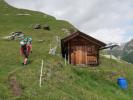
[110,39,133,64]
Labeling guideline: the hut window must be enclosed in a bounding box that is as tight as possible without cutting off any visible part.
[87,46,95,55]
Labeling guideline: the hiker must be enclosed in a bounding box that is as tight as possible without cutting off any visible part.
[19,36,32,65]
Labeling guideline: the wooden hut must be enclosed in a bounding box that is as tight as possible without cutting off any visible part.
[61,31,106,66]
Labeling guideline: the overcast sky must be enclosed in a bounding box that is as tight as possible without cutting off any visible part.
[5,0,133,44]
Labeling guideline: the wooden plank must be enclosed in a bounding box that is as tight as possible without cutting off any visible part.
[87,56,97,64]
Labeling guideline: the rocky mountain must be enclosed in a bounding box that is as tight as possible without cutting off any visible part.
[111,39,133,64]
[122,39,133,64]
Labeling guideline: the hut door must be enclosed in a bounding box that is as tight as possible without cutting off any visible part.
[75,46,83,65]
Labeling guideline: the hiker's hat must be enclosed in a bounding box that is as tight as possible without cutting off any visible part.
[20,41,25,46]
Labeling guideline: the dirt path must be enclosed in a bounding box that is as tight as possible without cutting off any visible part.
[8,73,22,96]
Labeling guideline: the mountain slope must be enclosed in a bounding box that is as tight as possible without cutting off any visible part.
[0,0,133,100]
[122,39,133,64]
[110,39,133,64]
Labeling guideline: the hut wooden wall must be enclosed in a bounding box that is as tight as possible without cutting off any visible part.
[68,36,99,65]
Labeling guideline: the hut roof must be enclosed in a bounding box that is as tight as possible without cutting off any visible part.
[61,31,106,47]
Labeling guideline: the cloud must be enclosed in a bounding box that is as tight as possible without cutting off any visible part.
[90,28,126,44]
[5,0,133,43]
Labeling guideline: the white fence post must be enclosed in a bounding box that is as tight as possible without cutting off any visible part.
[39,60,44,87]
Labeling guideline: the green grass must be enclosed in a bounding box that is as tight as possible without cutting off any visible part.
[0,0,133,100]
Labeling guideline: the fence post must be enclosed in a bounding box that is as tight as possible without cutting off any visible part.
[39,60,44,87]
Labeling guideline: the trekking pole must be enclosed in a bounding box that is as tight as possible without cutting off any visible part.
[39,60,44,87]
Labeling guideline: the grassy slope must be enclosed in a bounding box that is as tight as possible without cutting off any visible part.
[0,0,133,100]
